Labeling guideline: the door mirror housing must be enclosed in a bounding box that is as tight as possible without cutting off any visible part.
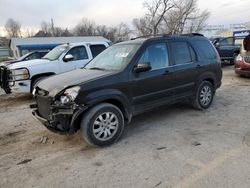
[214,42,220,47]
[64,54,74,62]
[134,62,152,73]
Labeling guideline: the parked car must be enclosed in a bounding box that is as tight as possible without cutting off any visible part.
[211,36,241,64]
[0,42,109,94]
[0,51,48,66]
[31,33,222,147]
[235,35,250,76]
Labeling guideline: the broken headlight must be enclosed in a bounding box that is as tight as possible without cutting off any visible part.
[60,86,80,104]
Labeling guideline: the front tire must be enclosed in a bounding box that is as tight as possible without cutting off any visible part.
[230,53,238,65]
[80,103,124,147]
[192,81,214,110]
[31,76,46,93]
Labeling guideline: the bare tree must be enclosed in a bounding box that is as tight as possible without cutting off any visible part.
[164,0,210,34]
[185,10,210,33]
[23,28,35,37]
[144,0,175,35]
[5,18,21,37]
[133,0,175,36]
[116,23,132,41]
[40,21,51,36]
[74,18,96,36]
[132,18,152,36]
[133,0,210,36]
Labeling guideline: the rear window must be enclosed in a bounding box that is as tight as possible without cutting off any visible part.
[90,45,107,58]
[194,40,217,60]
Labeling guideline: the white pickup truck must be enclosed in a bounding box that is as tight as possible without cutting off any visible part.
[0,41,109,94]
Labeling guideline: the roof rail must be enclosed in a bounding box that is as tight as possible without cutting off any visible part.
[181,33,204,37]
[131,33,171,40]
[131,33,203,40]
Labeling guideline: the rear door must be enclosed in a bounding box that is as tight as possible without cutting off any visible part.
[170,40,198,99]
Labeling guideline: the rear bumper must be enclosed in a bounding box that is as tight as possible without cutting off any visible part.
[235,68,250,77]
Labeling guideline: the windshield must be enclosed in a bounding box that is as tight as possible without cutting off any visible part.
[43,45,69,61]
[85,44,140,71]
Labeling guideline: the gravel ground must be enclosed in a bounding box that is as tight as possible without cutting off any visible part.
[0,65,250,188]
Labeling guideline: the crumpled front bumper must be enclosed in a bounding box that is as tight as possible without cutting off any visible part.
[31,102,88,134]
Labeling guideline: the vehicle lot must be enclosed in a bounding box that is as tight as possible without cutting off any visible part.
[0,65,250,188]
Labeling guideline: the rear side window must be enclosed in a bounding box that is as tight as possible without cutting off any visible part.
[171,42,192,65]
[90,45,107,58]
[194,40,217,60]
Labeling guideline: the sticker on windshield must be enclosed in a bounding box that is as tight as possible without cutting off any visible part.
[115,52,129,58]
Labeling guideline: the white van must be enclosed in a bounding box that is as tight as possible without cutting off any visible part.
[0,41,110,94]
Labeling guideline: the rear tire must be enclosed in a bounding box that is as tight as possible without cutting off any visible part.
[192,81,214,110]
[80,103,124,147]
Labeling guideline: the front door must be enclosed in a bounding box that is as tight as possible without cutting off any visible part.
[61,46,90,73]
[130,42,175,113]
[217,37,235,59]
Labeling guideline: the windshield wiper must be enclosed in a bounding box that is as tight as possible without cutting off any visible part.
[89,67,106,71]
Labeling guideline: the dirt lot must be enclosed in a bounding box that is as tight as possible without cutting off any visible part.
[0,65,250,188]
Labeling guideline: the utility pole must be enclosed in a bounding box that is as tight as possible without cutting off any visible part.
[51,18,54,37]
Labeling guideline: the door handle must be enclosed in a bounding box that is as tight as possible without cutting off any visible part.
[163,70,173,75]
[196,64,202,69]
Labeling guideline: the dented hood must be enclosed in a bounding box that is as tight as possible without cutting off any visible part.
[37,68,114,97]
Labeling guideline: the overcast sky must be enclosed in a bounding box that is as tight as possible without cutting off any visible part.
[0,0,249,36]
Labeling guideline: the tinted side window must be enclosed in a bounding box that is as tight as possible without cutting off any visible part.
[25,52,40,60]
[171,42,192,65]
[194,40,217,60]
[90,45,107,58]
[67,46,88,60]
[220,37,234,46]
[138,43,169,70]
[40,52,48,58]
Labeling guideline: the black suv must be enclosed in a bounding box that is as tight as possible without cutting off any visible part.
[31,33,222,146]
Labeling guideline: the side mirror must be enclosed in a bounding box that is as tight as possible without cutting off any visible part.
[134,62,152,73]
[214,42,220,47]
[64,54,74,62]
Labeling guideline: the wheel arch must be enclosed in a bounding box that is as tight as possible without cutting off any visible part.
[196,72,217,90]
[30,72,55,91]
[70,92,132,134]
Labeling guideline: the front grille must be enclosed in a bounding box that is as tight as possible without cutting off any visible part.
[0,66,10,88]
[244,56,250,63]
[36,88,52,119]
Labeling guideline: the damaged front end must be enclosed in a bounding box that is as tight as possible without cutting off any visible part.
[0,66,11,93]
[31,87,87,134]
